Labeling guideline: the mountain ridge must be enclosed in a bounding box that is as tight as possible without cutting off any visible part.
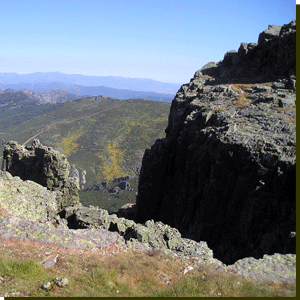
[0,87,82,104]
[0,72,181,95]
[0,82,174,102]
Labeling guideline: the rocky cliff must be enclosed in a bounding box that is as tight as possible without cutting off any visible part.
[135,20,296,264]
[0,140,296,283]
[1,139,80,208]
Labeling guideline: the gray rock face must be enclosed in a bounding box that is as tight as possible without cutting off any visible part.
[1,140,80,208]
[200,20,296,84]
[258,24,282,44]
[61,204,218,263]
[135,21,296,264]
[0,170,60,222]
[0,214,126,250]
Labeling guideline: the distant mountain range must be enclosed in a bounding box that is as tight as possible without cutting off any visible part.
[0,87,82,104]
[0,72,181,101]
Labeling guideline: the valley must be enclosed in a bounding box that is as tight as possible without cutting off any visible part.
[0,90,170,211]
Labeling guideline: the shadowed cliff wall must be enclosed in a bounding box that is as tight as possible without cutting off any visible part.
[135,20,296,264]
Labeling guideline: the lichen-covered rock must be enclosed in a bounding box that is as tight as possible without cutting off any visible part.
[135,20,296,264]
[61,204,217,262]
[225,253,296,284]
[1,139,80,208]
[125,220,183,250]
[0,171,60,222]
[0,215,126,250]
[63,205,122,230]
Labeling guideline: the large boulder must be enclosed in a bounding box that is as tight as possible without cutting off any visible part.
[0,170,60,222]
[135,21,296,264]
[2,139,80,208]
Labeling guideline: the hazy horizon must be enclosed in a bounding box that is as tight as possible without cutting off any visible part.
[0,71,181,84]
[1,0,296,84]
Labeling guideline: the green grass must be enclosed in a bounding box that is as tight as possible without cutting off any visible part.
[0,257,46,280]
[0,242,296,297]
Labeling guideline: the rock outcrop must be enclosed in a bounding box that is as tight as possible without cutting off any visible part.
[0,214,126,251]
[60,204,218,263]
[1,139,80,208]
[199,20,296,85]
[84,176,134,198]
[0,140,296,283]
[0,170,60,222]
[135,20,296,264]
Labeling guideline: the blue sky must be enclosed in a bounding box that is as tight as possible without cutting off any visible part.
[0,0,296,83]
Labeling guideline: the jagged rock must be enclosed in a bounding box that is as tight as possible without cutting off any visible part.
[108,187,120,194]
[61,205,218,262]
[1,140,80,208]
[116,203,136,219]
[0,20,296,285]
[84,181,108,192]
[83,176,134,197]
[238,42,257,56]
[69,165,79,182]
[113,176,131,184]
[258,24,282,44]
[62,205,127,230]
[199,20,296,83]
[118,181,132,191]
[135,20,296,264]
[1,144,295,284]
[0,170,60,222]
[85,176,133,192]
[223,50,240,66]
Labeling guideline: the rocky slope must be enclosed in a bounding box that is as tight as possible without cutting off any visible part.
[0,169,296,284]
[135,20,296,264]
[0,140,296,283]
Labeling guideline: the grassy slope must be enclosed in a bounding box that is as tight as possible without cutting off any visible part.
[0,240,295,297]
[0,95,170,210]
[0,91,63,129]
